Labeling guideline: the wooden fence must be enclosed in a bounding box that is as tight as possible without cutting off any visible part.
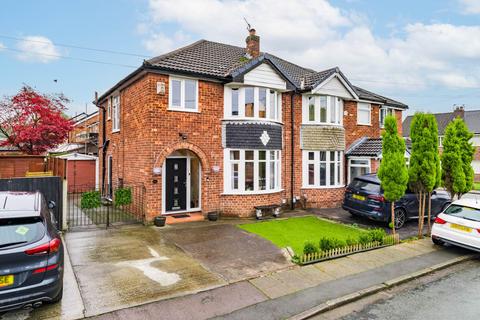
[298,234,400,265]
[0,155,66,179]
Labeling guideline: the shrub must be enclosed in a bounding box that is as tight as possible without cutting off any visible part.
[319,237,346,251]
[358,233,373,245]
[368,228,387,244]
[346,237,358,247]
[114,187,132,206]
[303,241,319,255]
[81,191,101,209]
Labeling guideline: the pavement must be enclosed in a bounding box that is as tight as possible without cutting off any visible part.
[90,238,475,320]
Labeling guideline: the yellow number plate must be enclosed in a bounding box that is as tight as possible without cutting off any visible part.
[450,224,472,233]
[353,194,366,201]
[0,275,14,288]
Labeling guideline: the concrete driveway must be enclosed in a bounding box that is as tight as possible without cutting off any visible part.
[162,224,293,282]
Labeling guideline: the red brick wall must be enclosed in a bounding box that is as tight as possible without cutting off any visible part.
[343,101,381,149]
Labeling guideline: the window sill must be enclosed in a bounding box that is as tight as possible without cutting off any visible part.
[356,123,371,126]
[167,107,200,113]
[112,129,120,134]
[221,188,284,196]
[302,123,343,127]
[301,185,346,189]
[222,118,283,125]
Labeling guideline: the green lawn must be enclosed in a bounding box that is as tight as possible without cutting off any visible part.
[473,182,480,191]
[238,216,367,255]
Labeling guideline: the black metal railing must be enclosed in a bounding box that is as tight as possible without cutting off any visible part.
[67,184,145,229]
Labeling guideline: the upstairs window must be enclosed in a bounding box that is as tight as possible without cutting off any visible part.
[107,97,112,120]
[380,107,394,128]
[357,103,371,125]
[225,87,281,121]
[112,95,120,132]
[169,77,198,111]
[303,95,342,125]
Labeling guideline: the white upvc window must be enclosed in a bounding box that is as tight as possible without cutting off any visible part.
[302,95,343,125]
[169,77,198,112]
[357,103,371,125]
[224,149,281,194]
[348,158,371,183]
[380,106,394,128]
[224,86,281,122]
[303,150,343,188]
[112,95,120,132]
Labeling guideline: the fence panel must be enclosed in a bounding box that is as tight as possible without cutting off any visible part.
[0,176,63,229]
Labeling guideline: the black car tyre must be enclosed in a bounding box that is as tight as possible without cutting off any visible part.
[393,208,407,229]
[48,284,63,304]
[349,211,357,216]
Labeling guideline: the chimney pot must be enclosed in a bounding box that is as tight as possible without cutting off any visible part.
[245,28,260,58]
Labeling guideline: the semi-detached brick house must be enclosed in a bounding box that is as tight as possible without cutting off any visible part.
[96,29,408,221]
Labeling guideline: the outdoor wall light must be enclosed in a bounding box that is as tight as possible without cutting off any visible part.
[153,167,162,175]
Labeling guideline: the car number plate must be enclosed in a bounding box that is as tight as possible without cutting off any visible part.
[352,194,366,201]
[0,275,14,288]
[450,223,472,233]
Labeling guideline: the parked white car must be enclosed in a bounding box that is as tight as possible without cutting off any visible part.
[432,198,480,252]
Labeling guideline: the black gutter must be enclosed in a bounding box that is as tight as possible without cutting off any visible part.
[290,92,295,210]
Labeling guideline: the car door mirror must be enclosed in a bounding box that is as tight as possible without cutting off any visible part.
[48,200,56,209]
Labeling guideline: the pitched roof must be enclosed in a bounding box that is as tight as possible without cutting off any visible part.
[346,137,383,157]
[353,86,407,108]
[402,110,480,137]
[100,39,407,108]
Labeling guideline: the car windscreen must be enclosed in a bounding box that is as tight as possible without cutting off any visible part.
[0,217,45,249]
[443,204,480,222]
[350,179,381,193]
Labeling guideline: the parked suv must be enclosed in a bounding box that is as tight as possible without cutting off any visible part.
[342,174,451,228]
[0,191,64,312]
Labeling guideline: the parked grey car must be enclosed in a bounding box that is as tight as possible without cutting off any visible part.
[0,191,64,312]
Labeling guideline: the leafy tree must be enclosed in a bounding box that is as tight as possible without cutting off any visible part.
[0,86,73,155]
[441,118,475,200]
[378,115,408,236]
[408,113,439,238]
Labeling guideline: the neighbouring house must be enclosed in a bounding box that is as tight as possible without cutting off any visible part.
[96,29,407,221]
[403,106,480,181]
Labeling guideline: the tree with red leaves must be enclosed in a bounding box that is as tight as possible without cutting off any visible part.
[0,86,73,155]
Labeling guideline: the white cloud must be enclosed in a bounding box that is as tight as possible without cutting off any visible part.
[141,0,480,91]
[0,42,4,50]
[16,36,60,63]
[459,0,480,14]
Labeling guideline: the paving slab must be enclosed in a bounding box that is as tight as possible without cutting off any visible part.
[162,224,293,282]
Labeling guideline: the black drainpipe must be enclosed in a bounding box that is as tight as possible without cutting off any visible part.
[94,92,107,194]
[290,92,295,210]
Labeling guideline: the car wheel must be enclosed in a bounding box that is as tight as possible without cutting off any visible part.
[432,237,444,246]
[349,211,357,216]
[393,208,407,229]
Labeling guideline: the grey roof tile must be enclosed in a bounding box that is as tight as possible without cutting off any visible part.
[346,138,382,157]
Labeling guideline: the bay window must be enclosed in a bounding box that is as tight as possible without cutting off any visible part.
[380,107,394,128]
[225,149,281,193]
[302,95,342,125]
[303,150,343,188]
[357,103,371,125]
[225,86,281,121]
[169,77,198,111]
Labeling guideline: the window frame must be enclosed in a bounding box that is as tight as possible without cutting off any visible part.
[224,149,281,194]
[107,97,112,120]
[224,86,282,122]
[112,95,120,133]
[348,157,371,183]
[379,106,394,128]
[357,102,371,126]
[302,94,343,125]
[168,76,199,112]
[302,150,344,188]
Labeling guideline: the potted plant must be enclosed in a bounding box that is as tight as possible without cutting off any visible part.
[207,211,219,221]
[154,216,166,227]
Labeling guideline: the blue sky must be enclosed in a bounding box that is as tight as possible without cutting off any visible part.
[1,0,479,117]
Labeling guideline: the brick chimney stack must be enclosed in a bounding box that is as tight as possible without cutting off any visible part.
[245,28,260,58]
[453,105,465,119]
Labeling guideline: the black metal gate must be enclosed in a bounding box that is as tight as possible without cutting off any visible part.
[67,184,145,229]
[0,177,63,229]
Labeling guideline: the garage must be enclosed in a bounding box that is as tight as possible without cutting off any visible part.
[58,153,98,192]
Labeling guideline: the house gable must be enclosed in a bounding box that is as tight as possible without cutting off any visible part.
[243,63,287,90]
[311,73,356,99]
